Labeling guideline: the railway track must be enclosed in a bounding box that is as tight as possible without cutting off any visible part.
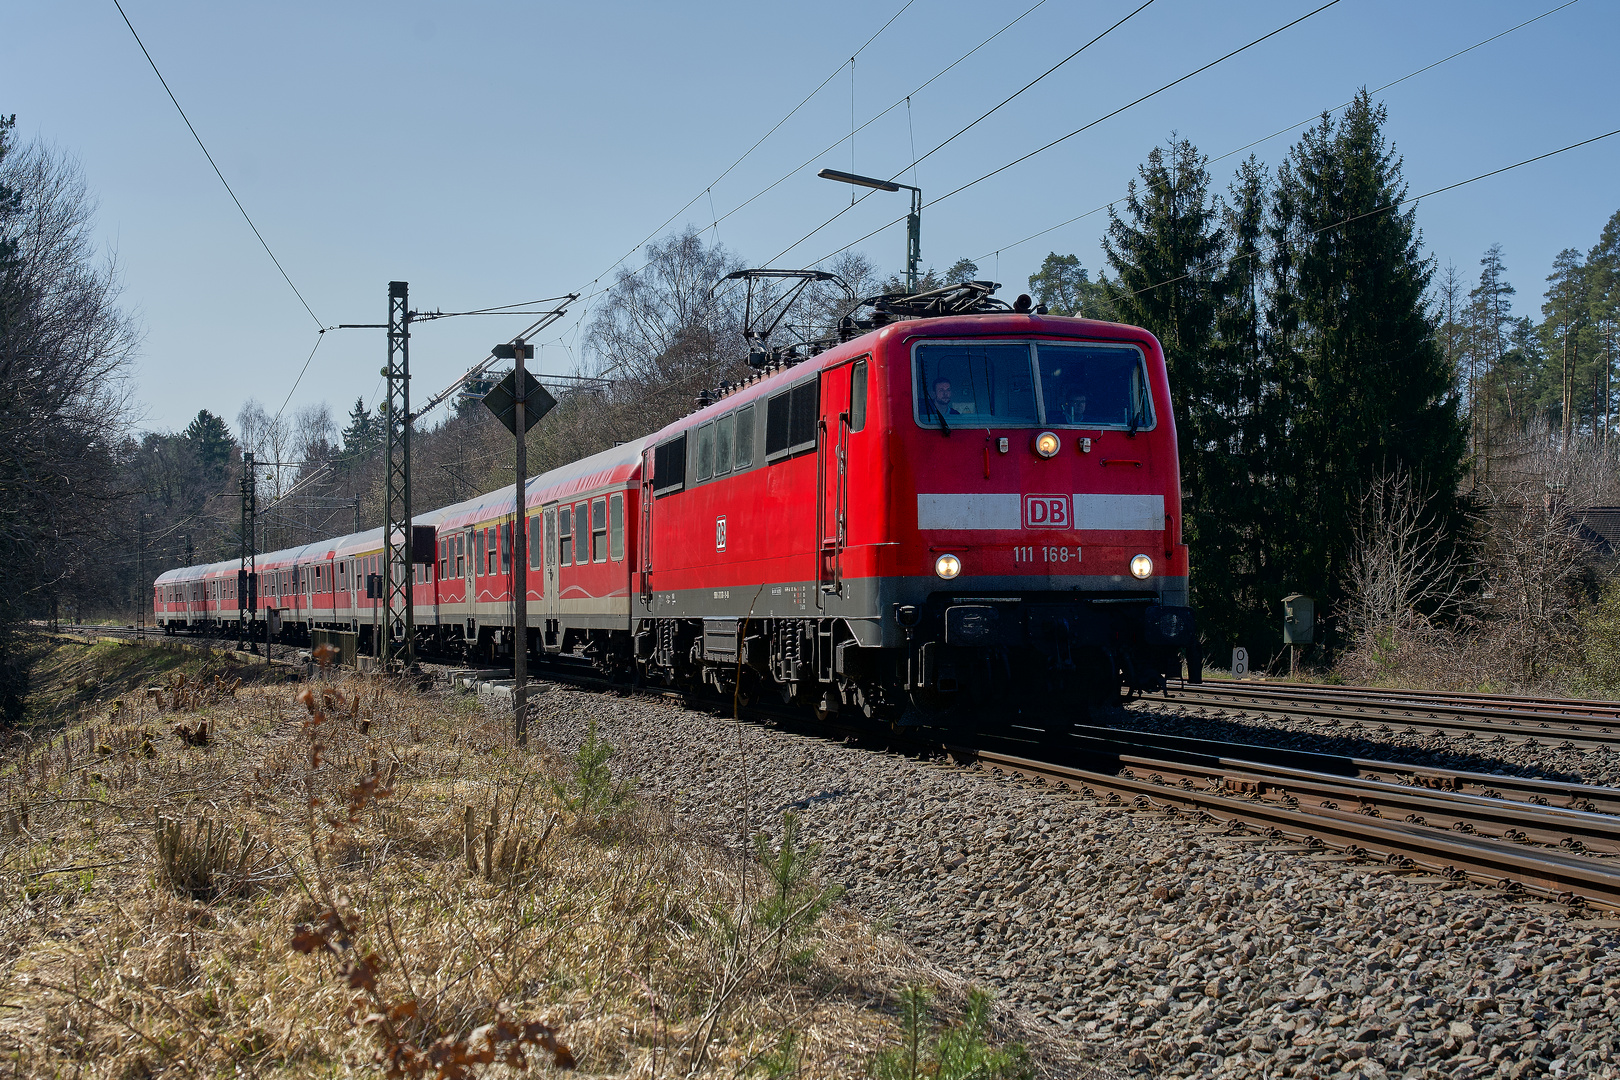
[958,733,1620,911]
[62,623,1620,908]
[1181,677,1620,720]
[1161,679,1620,750]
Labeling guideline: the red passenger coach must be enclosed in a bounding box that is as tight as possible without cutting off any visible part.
[154,281,1198,727]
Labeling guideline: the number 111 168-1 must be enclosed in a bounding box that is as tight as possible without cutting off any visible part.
[1012,546,1080,564]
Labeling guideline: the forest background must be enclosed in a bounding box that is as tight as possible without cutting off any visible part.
[4,93,1620,721]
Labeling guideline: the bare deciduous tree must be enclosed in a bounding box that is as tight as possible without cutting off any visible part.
[1340,470,1470,652]
[0,120,140,718]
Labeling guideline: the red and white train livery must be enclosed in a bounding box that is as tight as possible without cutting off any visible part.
[156,301,1199,720]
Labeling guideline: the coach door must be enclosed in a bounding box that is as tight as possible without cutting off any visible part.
[816,359,858,603]
[638,448,654,609]
[540,505,560,646]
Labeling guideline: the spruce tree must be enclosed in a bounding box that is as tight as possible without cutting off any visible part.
[183,409,234,485]
[1102,138,1226,635]
[340,396,378,461]
[1265,92,1464,631]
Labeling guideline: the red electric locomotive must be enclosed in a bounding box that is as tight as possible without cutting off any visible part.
[155,281,1199,723]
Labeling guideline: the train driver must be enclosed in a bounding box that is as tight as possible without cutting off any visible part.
[929,377,961,417]
[1062,388,1089,423]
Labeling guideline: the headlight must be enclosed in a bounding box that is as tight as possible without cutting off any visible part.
[1033,431,1061,458]
[1130,554,1154,580]
[934,553,962,579]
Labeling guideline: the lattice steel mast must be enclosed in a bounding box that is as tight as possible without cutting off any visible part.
[384,281,414,667]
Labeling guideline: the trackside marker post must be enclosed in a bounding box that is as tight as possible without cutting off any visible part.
[488,340,556,747]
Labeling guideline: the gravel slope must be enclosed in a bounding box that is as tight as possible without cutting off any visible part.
[525,683,1620,1079]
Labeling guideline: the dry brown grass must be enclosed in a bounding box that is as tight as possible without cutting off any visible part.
[0,642,1029,1079]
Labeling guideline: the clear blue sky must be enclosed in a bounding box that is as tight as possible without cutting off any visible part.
[5,0,1617,435]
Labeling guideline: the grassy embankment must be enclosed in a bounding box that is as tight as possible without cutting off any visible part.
[0,636,1036,1078]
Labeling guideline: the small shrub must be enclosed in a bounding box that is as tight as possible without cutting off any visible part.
[753,811,841,960]
[550,720,630,822]
[871,986,1032,1080]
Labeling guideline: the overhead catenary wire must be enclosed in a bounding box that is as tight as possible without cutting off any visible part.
[111,0,323,334]
[1125,127,1620,302]
[975,0,1585,263]
[546,0,1056,339]
[781,0,1346,273]
[567,0,919,317]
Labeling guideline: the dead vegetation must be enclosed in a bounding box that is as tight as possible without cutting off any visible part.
[0,639,1037,1078]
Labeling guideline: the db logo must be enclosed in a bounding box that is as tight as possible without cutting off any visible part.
[715,515,727,551]
[1022,494,1071,529]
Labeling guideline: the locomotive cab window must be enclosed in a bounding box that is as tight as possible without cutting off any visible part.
[913,342,1038,426]
[652,434,686,496]
[1036,343,1155,430]
[912,340,1154,430]
[850,359,868,432]
[591,497,608,562]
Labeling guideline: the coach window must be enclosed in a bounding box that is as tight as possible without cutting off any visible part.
[476,530,486,577]
[529,514,542,570]
[438,540,447,579]
[850,359,869,431]
[545,510,558,568]
[591,497,608,562]
[652,433,686,496]
[715,413,734,476]
[609,494,625,560]
[488,527,499,574]
[575,504,590,562]
[734,403,756,470]
[694,421,715,482]
[559,506,573,566]
[502,522,513,573]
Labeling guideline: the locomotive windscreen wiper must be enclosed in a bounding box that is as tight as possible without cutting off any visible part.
[937,409,950,436]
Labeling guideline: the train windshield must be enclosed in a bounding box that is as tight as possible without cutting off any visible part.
[1035,343,1154,429]
[912,340,1153,430]
[913,342,1038,425]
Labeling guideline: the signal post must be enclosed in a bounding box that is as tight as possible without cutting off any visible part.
[486,340,557,746]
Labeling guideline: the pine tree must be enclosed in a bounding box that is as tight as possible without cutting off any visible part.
[1469,245,1516,475]
[1585,211,1620,441]
[1541,248,1590,442]
[1027,253,1115,319]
